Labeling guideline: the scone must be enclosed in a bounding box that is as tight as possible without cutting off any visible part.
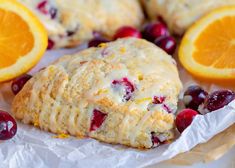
[17,0,144,48]
[12,38,182,149]
[142,0,235,34]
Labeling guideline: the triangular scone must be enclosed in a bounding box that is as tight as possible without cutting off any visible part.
[142,0,235,35]
[17,0,144,48]
[12,38,182,148]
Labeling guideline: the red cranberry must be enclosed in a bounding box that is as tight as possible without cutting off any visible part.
[113,26,142,40]
[154,36,176,55]
[112,78,135,101]
[11,74,32,95]
[88,37,110,48]
[0,110,17,140]
[142,22,169,42]
[47,39,55,50]
[163,104,172,113]
[151,132,168,148]
[37,0,48,14]
[49,7,57,19]
[37,1,57,19]
[183,85,208,111]
[151,132,160,147]
[90,109,107,132]
[152,96,165,104]
[176,109,198,133]
[204,90,235,112]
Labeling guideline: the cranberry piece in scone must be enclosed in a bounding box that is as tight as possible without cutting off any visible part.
[112,77,135,101]
[151,132,160,147]
[37,0,48,14]
[49,7,57,19]
[162,104,172,113]
[90,109,107,132]
[152,96,166,104]
[151,132,169,148]
[37,0,57,19]
[47,38,55,50]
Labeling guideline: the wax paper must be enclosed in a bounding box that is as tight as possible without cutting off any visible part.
[1,46,235,168]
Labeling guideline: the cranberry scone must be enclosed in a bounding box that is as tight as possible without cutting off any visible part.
[12,38,182,148]
[142,0,235,34]
[17,0,144,49]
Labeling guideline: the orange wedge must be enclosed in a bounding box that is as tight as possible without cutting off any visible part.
[0,0,47,82]
[179,6,235,80]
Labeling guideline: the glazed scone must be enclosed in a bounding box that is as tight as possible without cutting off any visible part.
[17,0,144,48]
[142,0,235,34]
[12,38,182,149]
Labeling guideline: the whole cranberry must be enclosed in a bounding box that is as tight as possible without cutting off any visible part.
[142,22,169,42]
[176,109,198,133]
[204,90,235,112]
[88,37,110,48]
[154,36,176,55]
[47,38,55,50]
[11,74,32,95]
[113,26,142,40]
[0,110,17,140]
[183,85,208,111]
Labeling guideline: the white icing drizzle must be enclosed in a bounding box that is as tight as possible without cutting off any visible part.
[76,100,87,134]
[117,115,130,142]
[39,69,62,131]
[68,64,87,89]
[57,105,69,133]
[49,71,68,133]
[66,65,88,134]
[68,106,79,135]
[55,64,88,134]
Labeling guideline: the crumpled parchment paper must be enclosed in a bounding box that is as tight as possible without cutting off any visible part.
[1,46,235,168]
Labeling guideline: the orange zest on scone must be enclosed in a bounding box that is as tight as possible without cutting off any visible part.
[12,38,182,149]
[179,6,235,80]
[0,0,47,82]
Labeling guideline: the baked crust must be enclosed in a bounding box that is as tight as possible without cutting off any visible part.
[12,38,182,148]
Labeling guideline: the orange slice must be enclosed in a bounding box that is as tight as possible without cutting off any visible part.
[179,6,235,80]
[0,0,47,82]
